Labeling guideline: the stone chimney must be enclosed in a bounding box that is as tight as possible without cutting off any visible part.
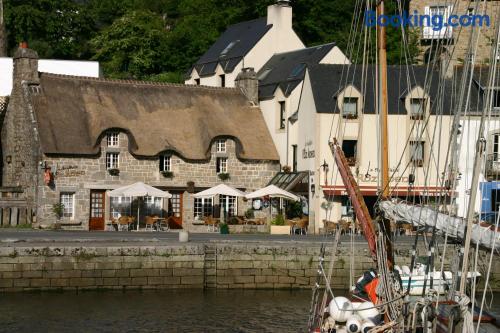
[235,67,258,105]
[12,42,39,90]
[267,0,292,30]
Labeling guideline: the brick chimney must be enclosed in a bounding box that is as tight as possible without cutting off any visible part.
[235,67,258,105]
[12,42,39,90]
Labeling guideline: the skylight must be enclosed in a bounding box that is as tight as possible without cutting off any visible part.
[220,40,239,58]
[288,63,306,78]
[258,68,273,81]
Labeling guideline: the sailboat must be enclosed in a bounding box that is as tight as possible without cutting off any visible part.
[308,1,500,332]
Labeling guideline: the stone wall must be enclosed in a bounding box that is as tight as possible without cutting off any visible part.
[37,132,279,228]
[0,242,498,292]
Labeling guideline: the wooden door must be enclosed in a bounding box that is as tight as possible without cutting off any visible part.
[89,190,105,230]
[168,193,183,229]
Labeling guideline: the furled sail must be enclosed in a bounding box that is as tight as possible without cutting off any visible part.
[379,200,500,252]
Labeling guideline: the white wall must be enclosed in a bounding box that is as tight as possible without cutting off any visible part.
[0,58,100,96]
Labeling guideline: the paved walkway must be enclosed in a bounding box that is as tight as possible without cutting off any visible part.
[0,229,417,246]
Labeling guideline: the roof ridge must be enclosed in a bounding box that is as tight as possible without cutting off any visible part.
[39,72,241,93]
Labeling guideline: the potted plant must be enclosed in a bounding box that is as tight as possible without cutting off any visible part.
[270,213,290,235]
[282,165,291,173]
[218,173,230,181]
[52,203,64,221]
[161,170,174,178]
[108,168,120,176]
[219,223,229,234]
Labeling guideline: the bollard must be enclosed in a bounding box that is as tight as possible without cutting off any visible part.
[179,230,189,242]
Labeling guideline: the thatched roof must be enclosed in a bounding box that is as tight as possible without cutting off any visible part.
[30,73,279,161]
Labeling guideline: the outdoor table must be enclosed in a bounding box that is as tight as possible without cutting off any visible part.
[151,217,167,231]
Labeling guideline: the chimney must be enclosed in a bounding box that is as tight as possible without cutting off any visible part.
[235,67,258,105]
[267,0,292,30]
[12,42,39,90]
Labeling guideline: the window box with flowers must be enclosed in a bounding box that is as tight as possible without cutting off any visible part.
[218,173,230,181]
[161,170,174,178]
[108,168,120,176]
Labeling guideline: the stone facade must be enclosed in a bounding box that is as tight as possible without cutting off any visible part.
[0,242,497,292]
[38,133,279,229]
[410,0,500,74]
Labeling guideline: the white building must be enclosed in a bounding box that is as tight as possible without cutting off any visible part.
[184,1,304,88]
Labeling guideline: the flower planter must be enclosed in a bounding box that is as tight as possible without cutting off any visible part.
[270,225,291,235]
[218,173,230,181]
[161,171,174,178]
[108,168,120,176]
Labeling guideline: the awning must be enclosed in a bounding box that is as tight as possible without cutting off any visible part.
[268,171,308,191]
[193,184,245,198]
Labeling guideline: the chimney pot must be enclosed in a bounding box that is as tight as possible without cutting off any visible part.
[19,41,28,49]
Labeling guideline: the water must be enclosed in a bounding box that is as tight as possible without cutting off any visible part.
[0,290,313,333]
[0,290,498,332]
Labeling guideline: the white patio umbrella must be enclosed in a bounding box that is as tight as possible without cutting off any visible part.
[108,182,172,230]
[193,184,245,222]
[245,185,299,201]
[245,185,299,219]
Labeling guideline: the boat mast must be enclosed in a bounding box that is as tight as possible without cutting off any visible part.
[377,0,394,269]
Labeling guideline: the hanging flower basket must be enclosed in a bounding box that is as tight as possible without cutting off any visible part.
[218,173,230,181]
[108,168,120,176]
[161,171,174,178]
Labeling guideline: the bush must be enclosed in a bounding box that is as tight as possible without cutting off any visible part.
[218,173,230,181]
[286,201,303,219]
[271,214,285,226]
[220,223,229,234]
[244,208,254,219]
[228,216,239,225]
[52,203,64,220]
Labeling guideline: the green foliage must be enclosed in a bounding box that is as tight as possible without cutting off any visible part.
[228,216,239,225]
[286,201,302,219]
[52,203,64,219]
[244,208,255,219]
[219,223,229,234]
[271,214,285,226]
[4,0,420,81]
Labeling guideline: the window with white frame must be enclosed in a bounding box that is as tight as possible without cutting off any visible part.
[160,155,171,172]
[216,139,227,153]
[106,153,119,169]
[216,157,227,174]
[194,197,213,219]
[493,134,500,161]
[60,193,75,219]
[107,132,119,147]
[410,98,426,119]
[144,196,163,216]
[279,101,286,129]
[343,97,358,118]
[410,141,425,167]
[220,195,237,217]
[110,196,131,218]
[423,6,452,39]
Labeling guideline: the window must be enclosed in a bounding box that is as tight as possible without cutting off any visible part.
[216,139,227,153]
[493,90,500,109]
[423,6,452,39]
[410,141,425,167]
[106,153,119,169]
[216,157,227,174]
[292,145,297,172]
[194,78,200,85]
[219,74,226,87]
[110,196,131,219]
[410,98,426,119]
[279,101,286,129]
[258,68,272,81]
[60,193,74,219]
[289,63,306,78]
[144,196,163,216]
[220,40,238,58]
[491,190,500,213]
[194,197,213,219]
[493,134,500,161]
[160,155,171,172]
[343,97,358,119]
[220,195,237,217]
[107,132,119,147]
[342,140,357,166]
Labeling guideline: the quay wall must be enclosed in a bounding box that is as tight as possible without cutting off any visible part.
[0,242,498,292]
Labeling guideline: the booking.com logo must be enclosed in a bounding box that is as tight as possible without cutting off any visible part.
[365,10,490,30]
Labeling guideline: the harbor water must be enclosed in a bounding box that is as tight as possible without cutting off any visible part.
[0,290,498,332]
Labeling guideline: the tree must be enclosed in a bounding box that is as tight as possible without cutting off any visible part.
[90,10,170,79]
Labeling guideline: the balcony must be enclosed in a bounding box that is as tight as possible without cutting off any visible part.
[485,154,500,179]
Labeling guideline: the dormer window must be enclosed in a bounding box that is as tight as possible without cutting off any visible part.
[410,98,426,119]
[160,155,171,172]
[216,157,227,174]
[107,132,119,147]
[342,98,358,119]
[216,139,227,153]
[106,153,119,169]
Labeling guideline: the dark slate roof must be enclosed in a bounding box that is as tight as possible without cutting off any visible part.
[29,73,279,161]
[258,43,337,99]
[308,64,454,115]
[191,18,272,77]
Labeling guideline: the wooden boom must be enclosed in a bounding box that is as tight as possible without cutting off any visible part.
[329,139,378,262]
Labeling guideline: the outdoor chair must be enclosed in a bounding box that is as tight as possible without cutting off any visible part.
[323,220,337,235]
[145,216,155,231]
[118,216,130,231]
[294,217,308,235]
[204,216,219,232]
[255,217,266,225]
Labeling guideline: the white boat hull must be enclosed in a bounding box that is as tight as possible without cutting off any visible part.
[400,271,480,295]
